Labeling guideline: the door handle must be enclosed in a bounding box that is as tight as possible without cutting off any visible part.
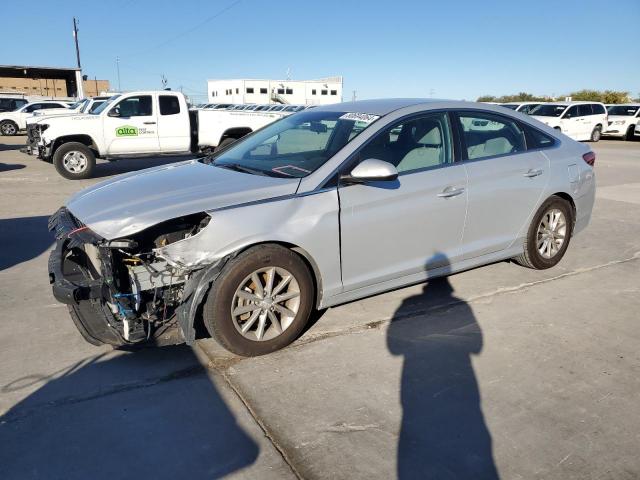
[523,169,543,178]
[437,186,465,198]
[143,121,156,125]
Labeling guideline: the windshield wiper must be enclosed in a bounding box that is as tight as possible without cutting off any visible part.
[215,162,270,176]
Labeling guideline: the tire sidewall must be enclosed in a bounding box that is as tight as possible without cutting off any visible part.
[526,197,574,269]
[205,245,314,356]
[591,126,601,142]
[0,121,18,136]
[53,142,96,180]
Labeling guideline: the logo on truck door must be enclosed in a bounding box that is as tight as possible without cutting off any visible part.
[115,125,138,137]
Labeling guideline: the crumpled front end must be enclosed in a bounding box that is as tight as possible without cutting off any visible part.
[24,122,52,159]
[47,207,221,347]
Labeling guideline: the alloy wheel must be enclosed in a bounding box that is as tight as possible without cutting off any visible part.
[1,123,16,135]
[62,151,88,174]
[231,266,301,341]
[536,208,566,259]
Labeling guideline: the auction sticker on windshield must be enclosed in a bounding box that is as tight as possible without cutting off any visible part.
[339,112,380,123]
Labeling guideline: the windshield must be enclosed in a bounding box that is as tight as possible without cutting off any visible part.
[499,104,519,110]
[207,110,380,178]
[607,105,639,116]
[91,94,121,115]
[69,99,86,110]
[530,104,567,117]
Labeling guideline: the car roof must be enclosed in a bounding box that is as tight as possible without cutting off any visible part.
[313,98,441,116]
[606,103,640,107]
[542,101,605,106]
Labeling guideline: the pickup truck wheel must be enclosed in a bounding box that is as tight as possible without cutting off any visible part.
[53,142,96,180]
[203,244,314,356]
[0,120,18,136]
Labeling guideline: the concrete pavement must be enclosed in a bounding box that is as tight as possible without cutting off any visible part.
[0,135,639,479]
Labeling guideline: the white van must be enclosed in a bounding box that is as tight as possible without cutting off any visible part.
[604,104,640,141]
[529,101,608,142]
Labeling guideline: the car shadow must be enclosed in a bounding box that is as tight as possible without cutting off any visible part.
[92,155,194,179]
[387,254,499,479]
[0,143,24,152]
[0,215,53,271]
[0,344,259,480]
[0,162,26,172]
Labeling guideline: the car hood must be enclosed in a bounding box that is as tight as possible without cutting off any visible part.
[66,159,301,239]
[27,112,89,125]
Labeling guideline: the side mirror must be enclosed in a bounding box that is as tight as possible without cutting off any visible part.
[108,108,120,117]
[342,158,398,184]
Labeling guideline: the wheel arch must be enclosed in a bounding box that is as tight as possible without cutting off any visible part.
[548,191,576,225]
[52,135,98,156]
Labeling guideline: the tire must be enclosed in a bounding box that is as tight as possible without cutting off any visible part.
[203,244,314,356]
[217,137,237,151]
[0,120,18,136]
[590,125,601,142]
[514,195,574,270]
[625,125,636,141]
[53,142,96,180]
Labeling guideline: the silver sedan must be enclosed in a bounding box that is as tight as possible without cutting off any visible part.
[48,99,596,355]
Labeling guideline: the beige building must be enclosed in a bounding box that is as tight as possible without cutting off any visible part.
[0,65,109,99]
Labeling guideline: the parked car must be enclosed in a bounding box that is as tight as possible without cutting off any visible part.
[529,101,607,141]
[25,91,294,179]
[0,94,28,113]
[499,102,543,114]
[47,99,596,356]
[603,104,640,140]
[0,100,70,136]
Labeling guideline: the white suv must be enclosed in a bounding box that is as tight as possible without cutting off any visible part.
[604,104,640,141]
[0,100,70,136]
[529,102,608,142]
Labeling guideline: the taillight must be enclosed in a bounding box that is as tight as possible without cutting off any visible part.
[582,151,595,166]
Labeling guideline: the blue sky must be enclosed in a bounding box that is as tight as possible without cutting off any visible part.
[3,0,639,102]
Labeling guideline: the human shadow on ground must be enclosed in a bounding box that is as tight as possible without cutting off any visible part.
[0,345,259,480]
[387,255,499,479]
[0,215,52,271]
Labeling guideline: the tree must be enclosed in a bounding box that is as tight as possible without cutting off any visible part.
[477,95,497,102]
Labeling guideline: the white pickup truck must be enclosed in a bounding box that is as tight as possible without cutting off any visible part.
[26,91,292,179]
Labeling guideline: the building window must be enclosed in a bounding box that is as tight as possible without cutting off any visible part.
[277,88,285,94]
[260,87,268,94]
[236,88,239,94]
[285,88,293,94]
[330,90,337,95]
[312,89,316,95]
[246,87,254,94]
[321,90,327,95]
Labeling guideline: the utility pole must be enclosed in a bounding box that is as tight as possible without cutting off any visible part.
[116,56,121,91]
[72,17,82,69]
[352,90,357,102]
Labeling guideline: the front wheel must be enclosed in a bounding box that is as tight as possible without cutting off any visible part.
[625,125,636,141]
[590,126,602,142]
[203,244,314,356]
[0,120,18,136]
[53,142,96,180]
[514,196,574,270]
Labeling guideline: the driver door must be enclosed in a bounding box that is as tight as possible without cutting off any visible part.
[338,112,468,292]
[103,94,160,154]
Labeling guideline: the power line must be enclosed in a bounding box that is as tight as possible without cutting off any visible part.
[122,0,241,58]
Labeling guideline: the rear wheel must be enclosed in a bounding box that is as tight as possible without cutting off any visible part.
[0,120,18,136]
[53,142,96,180]
[590,125,602,142]
[514,196,574,270]
[203,244,314,356]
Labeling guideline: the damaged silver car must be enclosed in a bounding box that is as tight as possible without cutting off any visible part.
[48,99,595,355]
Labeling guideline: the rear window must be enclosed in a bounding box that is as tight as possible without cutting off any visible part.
[159,95,180,115]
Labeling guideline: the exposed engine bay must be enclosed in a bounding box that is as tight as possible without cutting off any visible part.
[48,207,221,347]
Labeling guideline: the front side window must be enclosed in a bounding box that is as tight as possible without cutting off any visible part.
[114,95,153,117]
[458,112,525,160]
[358,113,452,173]
[159,95,180,115]
[210,110,379,178]
[24,103,45,113]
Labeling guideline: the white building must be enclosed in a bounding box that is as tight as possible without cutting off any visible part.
[207,77,343,105]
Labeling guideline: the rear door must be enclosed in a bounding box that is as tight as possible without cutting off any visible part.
[103,94,160,154]
[157,94,190,152]
[456,111,549,259]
